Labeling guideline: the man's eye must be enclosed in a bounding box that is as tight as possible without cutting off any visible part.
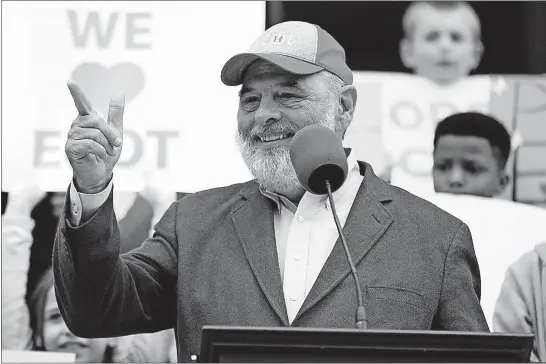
[242,96,260,104]
[279,93,299,99]
[240,96,260,111]
[434,163,449,172]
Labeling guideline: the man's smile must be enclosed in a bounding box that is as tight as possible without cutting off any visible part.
[258,133,294,142]
[253,132,296,147]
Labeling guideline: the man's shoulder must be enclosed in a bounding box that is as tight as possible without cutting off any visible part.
[358,161,462,229]
[384,183,464,229]
[174,180,257,212]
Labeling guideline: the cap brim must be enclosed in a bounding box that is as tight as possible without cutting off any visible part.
[221,53,324,86]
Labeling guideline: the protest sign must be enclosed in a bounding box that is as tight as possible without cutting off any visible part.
[2,1,261,192]
[346,72,546,203]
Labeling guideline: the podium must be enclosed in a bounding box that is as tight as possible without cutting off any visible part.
[199,326,533,363]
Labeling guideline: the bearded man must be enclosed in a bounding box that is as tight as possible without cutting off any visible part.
[53,21,489,363]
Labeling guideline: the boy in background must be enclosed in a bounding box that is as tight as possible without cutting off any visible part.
[432,112,511,198]
[399,1,483,86]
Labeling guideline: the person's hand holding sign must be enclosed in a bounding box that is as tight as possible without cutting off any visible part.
[65,81,125,194]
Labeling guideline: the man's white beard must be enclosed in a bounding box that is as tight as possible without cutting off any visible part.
[237,103,337,196]
[237,139,300,195]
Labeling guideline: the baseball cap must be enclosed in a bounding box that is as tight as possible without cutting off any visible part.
[221,21,353,86]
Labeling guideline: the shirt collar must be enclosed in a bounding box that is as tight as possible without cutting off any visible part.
[259,150,360,213]
[260,187,299,214]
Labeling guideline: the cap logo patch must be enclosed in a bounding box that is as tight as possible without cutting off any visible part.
[253,32,296,48]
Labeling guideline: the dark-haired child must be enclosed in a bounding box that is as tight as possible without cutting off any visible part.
[432,112,511,197]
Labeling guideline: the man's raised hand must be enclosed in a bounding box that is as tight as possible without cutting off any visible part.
[65,81,125,194]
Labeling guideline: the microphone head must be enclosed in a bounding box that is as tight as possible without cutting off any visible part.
[290,124,349,195]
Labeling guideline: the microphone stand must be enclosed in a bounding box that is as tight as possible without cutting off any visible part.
[325,180,368,330]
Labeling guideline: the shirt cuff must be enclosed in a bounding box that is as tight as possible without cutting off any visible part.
[68,179,114,226]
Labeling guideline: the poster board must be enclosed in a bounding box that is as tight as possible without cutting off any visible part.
[2,1,262,192]
[345,72,546,203]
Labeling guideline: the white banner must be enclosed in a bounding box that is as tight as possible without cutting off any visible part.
[2,1,263,192]
[421,193,546,328]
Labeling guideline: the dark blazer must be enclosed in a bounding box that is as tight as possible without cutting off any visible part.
[53,162,489,362]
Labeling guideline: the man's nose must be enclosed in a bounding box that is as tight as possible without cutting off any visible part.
[448,167,465,187]
[254,100,281,126]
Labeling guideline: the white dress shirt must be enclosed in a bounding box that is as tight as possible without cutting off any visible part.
[260,152,363,322]
[68,153,363,323]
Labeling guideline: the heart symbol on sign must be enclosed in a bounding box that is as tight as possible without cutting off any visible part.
[71,62,145,116]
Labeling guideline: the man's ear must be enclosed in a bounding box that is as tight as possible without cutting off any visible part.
[338,85,357,136]
[400,38,415,69]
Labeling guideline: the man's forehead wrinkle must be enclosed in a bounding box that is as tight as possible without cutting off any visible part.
[278,80,312,94]
[241,61,322,97]
[242,72,309,93]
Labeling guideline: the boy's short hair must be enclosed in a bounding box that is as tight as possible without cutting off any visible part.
[433,112,512,169]
[402,1,481,41]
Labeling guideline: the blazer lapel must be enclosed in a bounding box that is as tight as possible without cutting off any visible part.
[231,182,289,326]
[293,162,394,323]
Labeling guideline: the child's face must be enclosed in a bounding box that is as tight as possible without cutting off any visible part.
[433,135,507,197]
[401,6,482,85]
[43,287,109,362]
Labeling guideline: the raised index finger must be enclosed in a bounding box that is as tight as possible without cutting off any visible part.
[67,81,93,116]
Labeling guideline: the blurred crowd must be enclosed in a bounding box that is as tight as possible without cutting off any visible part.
[2,186,179,362]
[2,1,545,362]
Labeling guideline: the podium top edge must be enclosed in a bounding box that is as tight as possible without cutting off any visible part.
[201,325,533,339]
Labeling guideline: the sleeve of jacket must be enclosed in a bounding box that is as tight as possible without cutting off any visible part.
[52,188,178,338]
[432,222,490,331]
[118,195,154,254]
[493,257,540,362]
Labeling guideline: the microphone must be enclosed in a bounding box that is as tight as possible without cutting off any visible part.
[290,124,368,330]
